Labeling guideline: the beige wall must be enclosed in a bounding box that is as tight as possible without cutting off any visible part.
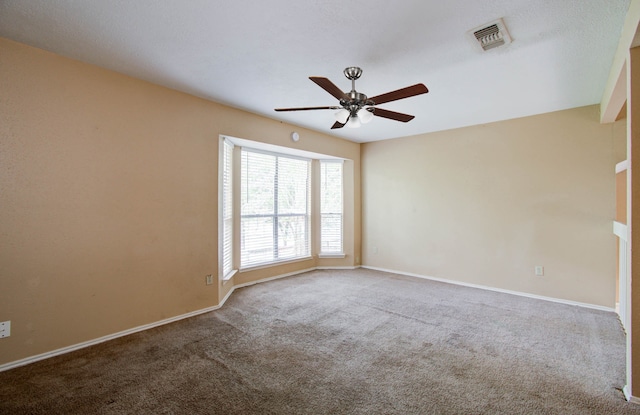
[0,35,620,367]
[0,38,360,365]
[362,105,618,307]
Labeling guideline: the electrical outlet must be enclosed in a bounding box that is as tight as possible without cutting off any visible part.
[205,275,213,285]
[0,321,11,338]
[535,266,544,276]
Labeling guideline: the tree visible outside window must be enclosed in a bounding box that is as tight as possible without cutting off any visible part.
[240,150,310,268]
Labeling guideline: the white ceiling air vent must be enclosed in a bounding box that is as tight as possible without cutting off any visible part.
[471,18,512,51]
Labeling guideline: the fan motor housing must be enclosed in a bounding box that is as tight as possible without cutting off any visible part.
[348,91,367,102]
[341,91,370,112]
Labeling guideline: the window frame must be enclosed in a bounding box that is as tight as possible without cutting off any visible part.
[319,159,344,257]
[218,135,348,278]
[239,147,312,269]
[218,137,237,282]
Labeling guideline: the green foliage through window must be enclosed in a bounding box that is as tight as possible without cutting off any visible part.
[241,150,310,268]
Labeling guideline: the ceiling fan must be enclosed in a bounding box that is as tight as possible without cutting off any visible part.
[275,67,429,129]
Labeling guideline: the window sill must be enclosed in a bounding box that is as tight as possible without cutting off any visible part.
[240,256,314,273]
[318,253,346,259]
[222,269,237,283]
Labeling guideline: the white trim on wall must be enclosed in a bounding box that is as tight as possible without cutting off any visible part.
[614,220,629,240]
[316,266,358,270]
[0,265,356,373]
[0,304,222,373]
[1,264,614,373]
[361,265,616,313]
[616,159,630,173]
[624,385,640,405]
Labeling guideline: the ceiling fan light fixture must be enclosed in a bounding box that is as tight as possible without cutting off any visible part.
[359,107,374,124]
[346,114,361,128]
[274,67,429,130]
[335,108,350,124]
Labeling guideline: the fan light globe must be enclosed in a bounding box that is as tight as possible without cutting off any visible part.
[346,115,361,128]
[359,108,374,124]
[335,109,350,124]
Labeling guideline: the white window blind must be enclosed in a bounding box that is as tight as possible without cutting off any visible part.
[320,160,343,254]
[241,149,310,268]
[222,139,234,277]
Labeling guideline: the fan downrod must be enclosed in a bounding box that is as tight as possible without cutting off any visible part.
[340,67,370,114]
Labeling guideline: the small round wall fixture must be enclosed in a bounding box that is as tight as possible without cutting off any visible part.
[291,132,300,142]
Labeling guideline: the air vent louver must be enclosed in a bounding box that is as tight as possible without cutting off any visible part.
[471,18,512,51]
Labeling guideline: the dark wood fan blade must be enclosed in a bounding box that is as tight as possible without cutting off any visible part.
[372,107,415,122]
[275,106,339,112]
[310,77,350,101]
[368,84,428,105]
[331,121,345,129]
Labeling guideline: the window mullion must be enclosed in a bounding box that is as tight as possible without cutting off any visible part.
[273,156,279,261]
[320,160,344,254]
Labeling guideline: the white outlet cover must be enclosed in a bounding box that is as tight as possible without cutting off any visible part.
[0,321,10,338]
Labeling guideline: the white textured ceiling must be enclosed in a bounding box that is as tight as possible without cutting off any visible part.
[0,0,631,142]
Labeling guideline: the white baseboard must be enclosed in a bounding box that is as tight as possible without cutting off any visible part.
[234,267,317,290]
[316,266,360,270]
[623,385,640,404]
[0,266,326,373]
[361,265,615,313]
[1,264,613,373]
[0,303,222,373]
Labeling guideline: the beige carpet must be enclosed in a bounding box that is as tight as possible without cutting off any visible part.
[0,268,637,414]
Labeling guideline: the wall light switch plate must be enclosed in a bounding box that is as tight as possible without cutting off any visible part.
[0,321,10,338]
[206,275,213,285]
[535,266,544,276]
